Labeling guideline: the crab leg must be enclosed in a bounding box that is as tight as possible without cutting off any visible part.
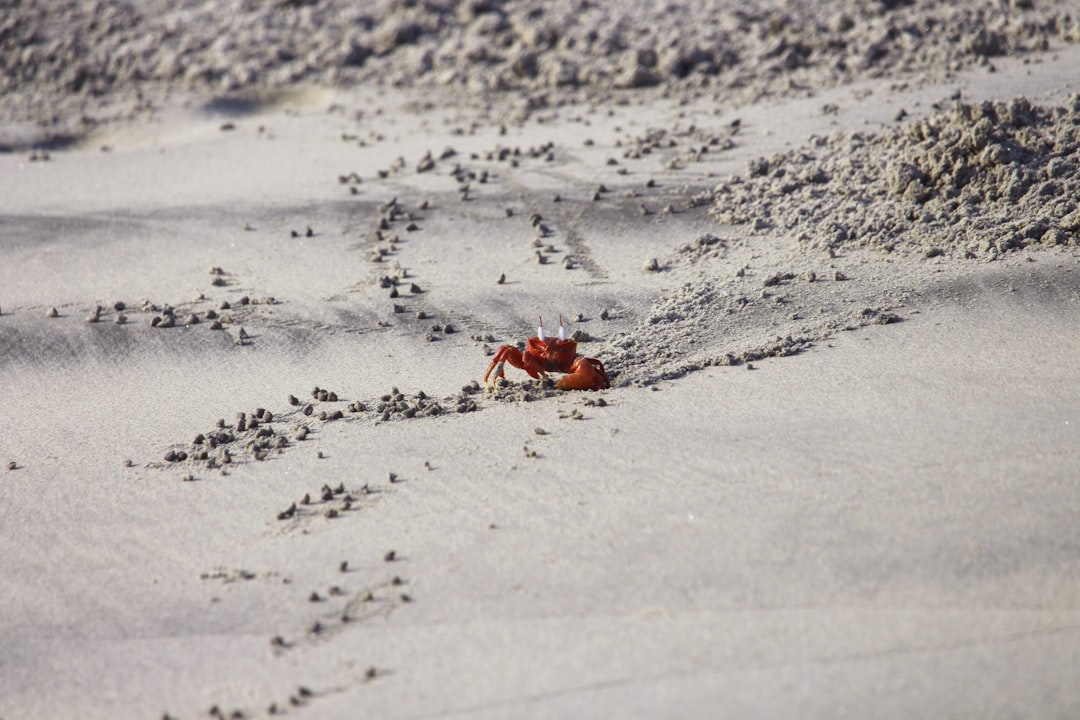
[484,344,547,387]
[484,345,520,387]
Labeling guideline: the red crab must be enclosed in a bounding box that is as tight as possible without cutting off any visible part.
[484,316,610,391]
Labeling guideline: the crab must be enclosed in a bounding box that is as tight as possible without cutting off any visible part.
[484,316,610,391]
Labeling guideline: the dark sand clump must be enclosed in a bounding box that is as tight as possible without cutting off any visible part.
[711,95,1080,257]
[3,0,1078,130]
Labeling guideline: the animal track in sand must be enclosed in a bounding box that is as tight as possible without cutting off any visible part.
[156,384,484,474]
[275,575,414,653]
[167,663,383,720]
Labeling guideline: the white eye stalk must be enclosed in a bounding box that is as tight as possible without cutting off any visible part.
[538,315,568,342]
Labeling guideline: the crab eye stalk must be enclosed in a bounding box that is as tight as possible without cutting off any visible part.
[537,315,545,342]
[558,315,567,341]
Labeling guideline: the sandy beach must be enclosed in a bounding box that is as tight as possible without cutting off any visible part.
[3,2,1080,718]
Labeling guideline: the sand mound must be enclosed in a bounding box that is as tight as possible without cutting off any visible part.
[711,94,1080,257]
[3,0,1078,129]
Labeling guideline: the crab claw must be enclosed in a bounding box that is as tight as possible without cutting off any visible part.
[555,356,610,390]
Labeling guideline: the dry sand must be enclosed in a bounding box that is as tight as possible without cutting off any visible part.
[2,2,1080,718]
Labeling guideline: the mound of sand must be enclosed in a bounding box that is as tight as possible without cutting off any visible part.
[3,0,1078,130]
[711,94,1080,257]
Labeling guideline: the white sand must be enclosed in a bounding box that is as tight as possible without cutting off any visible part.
[3,9,1080,720]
